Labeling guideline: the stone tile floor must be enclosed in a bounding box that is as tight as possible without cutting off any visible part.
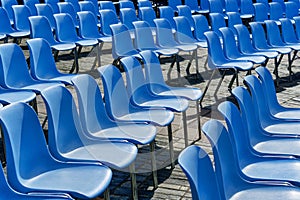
[3,40,300,199]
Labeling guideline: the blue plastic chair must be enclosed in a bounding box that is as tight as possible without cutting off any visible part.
[98,64,177,168]
[35,3,57,31]
[23,0,39,15]
[293,16,300,40]
[138,0,152,7]
[132,21,179,56]
[280,18,300,44]
[65,0,80,12]
[285,1,299,20]
[27,38,78,85]
[232,85,300,158]
[84,0,101,16]
[140,50,203,139]
[185,0,209,14]
[0,0,18,24]
[99,9,119,37]
[240,0,254,16]
[54,13,100,73]
[119,0,135,9]
[208,0,226,18]
[158,6,176,31]
[119,8,139,33]
[269,2,284,24]
[0,43,63,93]
[40,85,139,199]
[202,119,300,200]
[227,12,242,35]
[219,27,266,64]
[168,0,182,11]
[0,87,36,105]
[0,8,29,42]
[138,7,156,28]
[209,12,227,38]
[273,0,286,12]
[11,5,31,36]
[99,0,117,13]
[256,0,270,11]
[202,31,253,104]
[71,74,158,190]
[121,56,191,146]
[45,0,60,13]
[177,5,195,30]
[29,15,78,72]
[57,2,79,27]
[192,14,209,47]
[178,145,222,200]
[110,23,140,63]
[0,102,112,199]
[154,18,198,77]
[256,66,300,119]
[253,3,269,23]
[79,1,99,17]
[77,11,111,67]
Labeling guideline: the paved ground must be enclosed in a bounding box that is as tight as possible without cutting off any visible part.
[3,38,300,199]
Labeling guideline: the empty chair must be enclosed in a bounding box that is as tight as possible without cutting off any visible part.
[41,85,139,199]
[119,8,139,31]
[177,5,195,30]
[219,27,266,65]
[98,64,176,168]
[85,0,101,16]
[119,0,135,9]
[154,18,198,77]
[209,13,227,37]
[140,50,203,139]
[0,0,18,24]
[27,38,78,85]
[202,119,300,200]
[29,16,78,73]
[293,16,300,39]
[65,0,81,12]
[192,14,209,47]
[240,0,254,16]
[208,0,226,18]
[280,18,300,49]
[138,7,156,28]
[0,43,63,93]
[45,0,60,13]
[54,13,100,73]
[226,0,252,19]
[110,23,140,63]
[158,5,176,31]
[168,0,182,11]
[99,9,119,37]
[269,2,284,24]
[0,102,112,199]
[256,0,270,11]
[273,0,286,12]
[23,0,39,15]
[35,4,57,31]
[185,0,209,14]
[99,0,117,13]
[79,1,99,17]
[11,5,31,39]
[253,3,269,23]
[227,12,243,35]
[285,1,299,20]
[138,0,152,7]
[57,2,79,27]
[201,31,253,105]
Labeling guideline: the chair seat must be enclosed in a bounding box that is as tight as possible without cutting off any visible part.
[136,97,189,112]
[285,43,300,50]
[175,44,198,52]
[254,139,300,157]
[248,50,278,58]
[98,36,112,43]
[117,109,174,127]
[0,34,6,40]
[16,82,64,93]
[0,90,36,104]
[42,74,77,85]
[240,14,253,19]
[90,123,156,145]
[51,43,76,51]
[273,109,300,119]
[221,61,253,71]
[7,30,30,38]
[264,122,300,135]
[75,39,98,47]
[234,55,266,64]
[22,163,112,199]
[155,48,179,56]
[153,87,203,101]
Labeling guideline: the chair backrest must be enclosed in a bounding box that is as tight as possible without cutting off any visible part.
[193,14,210,42]
[29,16,57,46]
[209,13,226,37]
[234,24,255,53]
[178,145,222,200]
[185,0,200,11]
[35,4,56,30]
[65,0,81,12]
[200,0,210,10]
[138,7,156,27]
[0,43,36,88]
[79,1,99,17]
[99,9,119,36]
[27,38,61,81]
[202,119,249,199]
[219,27,241,59]
[240,0,254,15]
[248,21,269,50]
[227,12,242,34]
[71,74,114,134]
[168,0,182,11]
[173,16,196,43]
[208,0,224,14]
[45,0,60,13]
[99,0,117,13]
[53,13,79,42]
[138,0,152,7]
[154,18,177,47]
[279,18,299,43]
[119,8,139,30]
[203,31,228,69]
[77,11,101,39]
[293,16,300,39]
[23,0,39,15]
[0,0,18,24]
[285,1,299,19]
[12,5,31,32]
[177,5,195,29]
[256,0,269,11]
[119,0,135,9]
[57,2,78,26]
[253,3,268,22]
[0,7,15,34]
[0,102,58,192]
[272,0,285,12]
[225,0,239,12]
[110,23,137,59]
[98,64,132,118]
[264,20,284,46]
[133,21,157,50]
[269,2,283,21]
[158,5,176,29]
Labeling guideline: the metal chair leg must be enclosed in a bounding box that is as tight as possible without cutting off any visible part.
[167,124,175,169]
[196,100,201,140]
[104,188,110,200]
[182,111,188,147]
[150,141,158,189]
[199,69,217,108]
[129,163,138,200]
[213,70,226,98]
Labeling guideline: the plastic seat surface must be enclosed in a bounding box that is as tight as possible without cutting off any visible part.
[98,64,174,127]
[202,119,300,200]
[0,43,63,93]
[0,87,36,105]
[0,102,112,199]
[71,74,157,145]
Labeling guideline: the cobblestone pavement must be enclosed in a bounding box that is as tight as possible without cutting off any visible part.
[4,39,300,199]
